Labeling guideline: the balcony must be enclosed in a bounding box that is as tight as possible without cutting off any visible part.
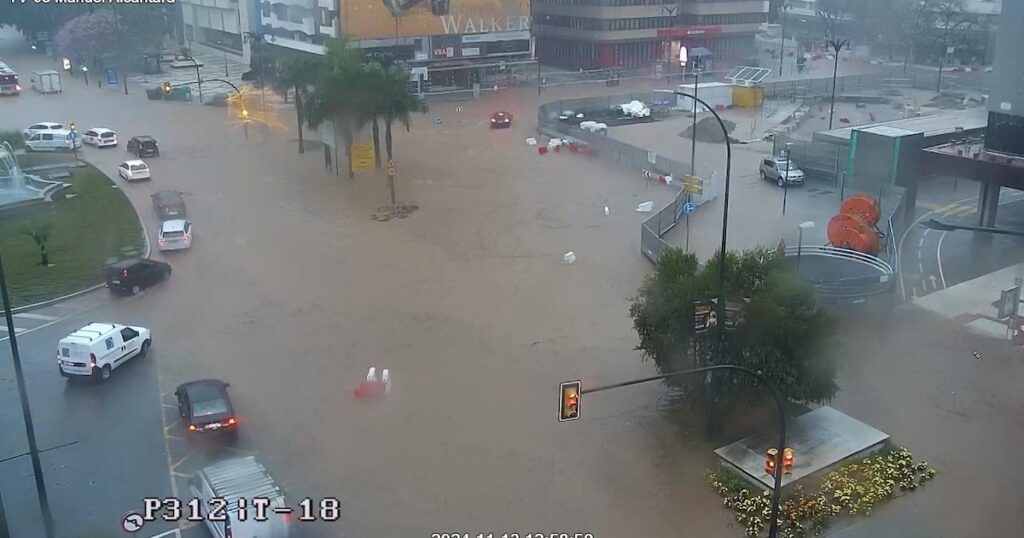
[318,0,334,8]
[268,35,327,55]
[261,14,316,35]
[263,0,315,8]
[534,24,661,42]
[319,24,337,38]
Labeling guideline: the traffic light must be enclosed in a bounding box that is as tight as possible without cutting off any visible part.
[162,82,171,95]
[765,447,778,476]
[558,380,581,421]
[783,448,795,475]
[241,108,249,119]
[68,122,75,132]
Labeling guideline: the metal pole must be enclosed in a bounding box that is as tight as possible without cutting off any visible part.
[936,29,947,93]
[778,4,787,77]
[224,51,229,77]
[690,66,699,176]
[0,254,56,538]
[797,227,804,270]
[783,147,790,214]
[123,69,128,95]
[580,364,786,538]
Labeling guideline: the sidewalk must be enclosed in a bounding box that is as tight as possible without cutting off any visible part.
[914,264,1024,340]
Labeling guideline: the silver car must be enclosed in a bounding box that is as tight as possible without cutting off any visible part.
[759,156,805,187]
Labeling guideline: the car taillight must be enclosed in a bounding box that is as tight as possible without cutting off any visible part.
[122,269,128,278]
[89,353,96,367]
[188,424,197,431]
[227,417,236,425]
[491,118,496,122]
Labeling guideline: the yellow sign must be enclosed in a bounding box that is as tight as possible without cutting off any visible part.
[343,0,529,40]
[683,184,704,194]
[683,175,704,187]
[352,143,375,172]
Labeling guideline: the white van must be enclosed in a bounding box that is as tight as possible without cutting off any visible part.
[25,129,82,152]
[30,70,62,94]
[188,456,292,538]
[57,323,152,381]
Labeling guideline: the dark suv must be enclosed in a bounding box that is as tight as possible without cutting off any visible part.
[127,135,159,157]
[105,258,171,295]
[152,190,186,220]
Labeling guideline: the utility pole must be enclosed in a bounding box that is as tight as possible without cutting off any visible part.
[827,38,850,130]
[0,254,56,538]
[778,2,791,77]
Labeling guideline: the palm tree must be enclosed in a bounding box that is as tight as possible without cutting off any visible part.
[272,58,320,154]
[303,39,368,179]
[378,64,427,204]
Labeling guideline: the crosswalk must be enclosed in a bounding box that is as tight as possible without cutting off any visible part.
[124,44,261,100]
[917,201,977,217]
[1,311,60,337]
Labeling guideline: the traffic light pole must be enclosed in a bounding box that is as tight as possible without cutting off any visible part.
[580,364,786,538]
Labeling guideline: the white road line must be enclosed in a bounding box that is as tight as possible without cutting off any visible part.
[936,231,949,289]
[13,312,59,321]
[146,529,181,538]
[2,327,27,335]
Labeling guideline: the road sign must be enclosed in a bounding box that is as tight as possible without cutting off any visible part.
[996,286,1021,319]
[387,160,396,177]
[434,117,442,126]
[121,512,144,533]
[682,175,704,187]
[67,131,76,140]
[106,68,117,85]
[682,201,696,215]
[647,151,657,164]
[682,183,703,194]
[351,143,375,172]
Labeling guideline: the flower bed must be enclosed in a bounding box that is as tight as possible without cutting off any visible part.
[708,447,936,537]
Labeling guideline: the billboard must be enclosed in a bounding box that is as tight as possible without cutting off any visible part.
[344,0,530,40]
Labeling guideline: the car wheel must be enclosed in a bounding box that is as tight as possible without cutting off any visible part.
[140,340,151,358]
[777,177,785,188]
[131,284,142,295]
[99,365,112,381]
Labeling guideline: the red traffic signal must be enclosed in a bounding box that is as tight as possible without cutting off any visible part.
[765,447,779,476]
[783,448,795,474]
[559,380,581,421]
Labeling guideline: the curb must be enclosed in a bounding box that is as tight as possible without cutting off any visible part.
[2,161,153,315]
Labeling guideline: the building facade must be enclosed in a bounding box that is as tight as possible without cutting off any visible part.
[259,0,340,56]
[180,0,258,63]
[533,0,769,70]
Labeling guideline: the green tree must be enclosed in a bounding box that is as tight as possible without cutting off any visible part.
[377,65,426,203]
[629,247,837,409]
[271,58,320,154]
[303,39,369,179]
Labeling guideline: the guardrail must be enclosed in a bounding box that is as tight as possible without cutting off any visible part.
[785,245,895,302]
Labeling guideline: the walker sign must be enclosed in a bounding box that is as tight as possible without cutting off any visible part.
[345,0,529,39]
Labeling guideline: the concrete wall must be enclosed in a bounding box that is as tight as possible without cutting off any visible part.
[988,0,1023,119]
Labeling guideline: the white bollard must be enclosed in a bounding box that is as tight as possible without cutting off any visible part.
[381,369,392,395]
[563,251,576,264]
[604,206,610,216]
[366,367,377,382]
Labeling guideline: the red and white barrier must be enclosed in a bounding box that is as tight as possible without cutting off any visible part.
[354,366,392,399]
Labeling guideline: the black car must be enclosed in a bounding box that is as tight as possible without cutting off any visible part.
[151,190,186,220]
[127,135,159,157]
[175,379,238,439]
[490,111,513,129]
[105,258,171,295]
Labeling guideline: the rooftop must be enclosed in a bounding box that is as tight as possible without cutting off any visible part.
[813,109,988,145]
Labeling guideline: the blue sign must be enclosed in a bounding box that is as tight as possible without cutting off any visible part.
[682,202,696,215]
[106,68,117,85]
[68,131,76,140]
[434,117,442,126]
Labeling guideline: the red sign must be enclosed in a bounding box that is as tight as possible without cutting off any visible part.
[433,47,453,58]
[657,26,723,38]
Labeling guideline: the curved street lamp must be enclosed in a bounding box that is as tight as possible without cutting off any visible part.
[827,38,851,130]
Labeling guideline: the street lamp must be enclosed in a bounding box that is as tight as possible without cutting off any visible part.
[778,2,792,77]
[243,32,268,112]
[782,143,793,214]
[81,65,88,85]
[797,220,815,270]
[0,254,56,538]
[827,38,851,130]
[182,55,203,103]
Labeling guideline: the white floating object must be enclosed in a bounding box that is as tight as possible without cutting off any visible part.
[526,137,537,146]
[381,369,392,394]
[604,206,610,216]
[637,201,654,213]
[563,251,576,264]
[366,367,377,382]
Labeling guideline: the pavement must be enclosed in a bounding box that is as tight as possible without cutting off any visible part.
[2,25,1023,538]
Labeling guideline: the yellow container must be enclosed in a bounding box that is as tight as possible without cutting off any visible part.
[732,86,764,108]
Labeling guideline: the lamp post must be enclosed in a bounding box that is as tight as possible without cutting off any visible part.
[827,38,851,130]
[778,2,791,77]
[0,254,56,538]
[577,364,786,538]
[182,55,203,103]
[81,65,88,85]
[797,220,815,270]
[782,143,792,214]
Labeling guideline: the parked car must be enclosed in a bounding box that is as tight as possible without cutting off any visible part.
[490,111,513,128]
[127,135,159,157]
[82,127,117,147]
[57,322,152,381]
[759,156,805,187]
[176,379,238,438]
[118,160,151,182]
[579,121,609,135]
[158,219,193,251]
[24,129,81,152]
[104,258,171,295]
[188,456,291,537]
[22,121,63,139]
[152,190,186,220]
[558,110,585,124]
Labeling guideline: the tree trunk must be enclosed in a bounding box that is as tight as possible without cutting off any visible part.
[371,117,382,169]
[385,118,395,204]
[342,119,355,180]
[295,85,304,154]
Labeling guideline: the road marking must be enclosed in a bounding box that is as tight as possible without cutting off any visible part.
[2,327,27,335]
[170,453,193,471]
[147,529,181,538]
[936,231,949,289]
[156,365,180,501]
[12,312,59,321]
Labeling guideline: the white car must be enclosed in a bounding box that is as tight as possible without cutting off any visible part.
[158,219,192,251]
[22,121,64,139]
[118,160,151,181]
[82,127,117,147]
[25,129,81,152]
[57,322,152,381]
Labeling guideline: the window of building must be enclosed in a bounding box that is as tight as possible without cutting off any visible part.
[319,8,334,27]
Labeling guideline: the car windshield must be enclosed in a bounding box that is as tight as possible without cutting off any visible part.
[191,398,229,417]
[4,4,1019,536]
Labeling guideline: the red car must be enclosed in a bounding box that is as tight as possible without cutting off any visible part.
[490,111,513,128]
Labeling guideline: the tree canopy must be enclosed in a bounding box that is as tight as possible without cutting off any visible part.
[629,247,837,407]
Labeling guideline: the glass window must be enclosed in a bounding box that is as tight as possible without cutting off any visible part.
[41,134,52,141]
[192,398,230,417]
[105,337,114,350]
